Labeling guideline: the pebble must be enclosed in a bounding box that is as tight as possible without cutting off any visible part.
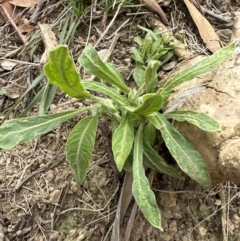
[198,226,207,236]
[45,170,55,182]
[49,230,60,240]
[16,230,22,236]
[49,189,60,203]
[69,228,77,237]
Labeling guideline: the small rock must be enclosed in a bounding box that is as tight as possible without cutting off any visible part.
[159,192,177,208]
[16,230,22,236]
[232,213,240,224]
[49,230,60,240]
[198,226,207,236]
[69,228,77,237]
[215,199,221,206]
[50,104,57,112]
[169,221,177,233]
[173,212,183,220]
[49,189,60,203]
[45,170,55,182]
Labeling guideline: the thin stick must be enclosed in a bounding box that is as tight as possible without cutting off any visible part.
[29,0,45,25]
[0,4,27,43]
[190,0,232,23]
[94,0,124,47]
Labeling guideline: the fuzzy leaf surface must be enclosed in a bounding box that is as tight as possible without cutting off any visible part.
[163,43,236,92]
[134,92,164,116]
[78,45,130,93]
[133,65,145,87]
[143,122,156,147]
[0,108,89,149]
[143,60,160,92]
[112,113,134,171]
[143,139,182,179]
[82,80,131,105]
[130,47,144,64]
[132,125,162,230]
[66,115,98,185]
[148,113,211,186]
[164,110,220,131]
[43,46,90,98]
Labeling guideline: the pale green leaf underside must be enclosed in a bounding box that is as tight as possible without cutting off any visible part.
[0,108,89,149]
[149,113,211,186]
[163,42,236,92]
[112,113,134,171]
[132,126,162,230]
[78,44,130,93]
[143,139,182,179]
[66,115,98,185]
[164,110,221,132]
[43,45,90,99]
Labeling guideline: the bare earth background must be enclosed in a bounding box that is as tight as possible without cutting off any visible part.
[1,0,240,240]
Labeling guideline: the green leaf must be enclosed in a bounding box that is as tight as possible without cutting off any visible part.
[123,151,133,172]
[143,60,160,92]
[138,26,158,40]
[0,89,10,96]
[82,80,131,105]
[143,122,156,147]
[43,45,90,99]
[160,89,173,103]
[130,47,144,64]
[133,36,144,46]
[143,139,182,179]
[160,49,174,64]
[0,108,90,149]
[112,113,134,171]
[151,38,164,56]
[19,87,45,117]
[66,115,98,185]
[132,124,162,230]
[3,73,45,120]
[164,110,221,132]
[163,42,236,92]
[133,65,145,87]
[134,92,164,116]
[147,113,211,186]
[78,44,130,93]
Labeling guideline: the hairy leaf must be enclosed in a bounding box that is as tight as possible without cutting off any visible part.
[44,45,90,98]
[112,113,134,171]
[141,33,153,59]
[78,44,130,93]
[133,65,145,87]
[143,122,156,147]
[134,92,164,116]
[0,108,90,149]
[164,110,221,132]
[148,113,211,186]
[143,60,160,92]
[66,115,98,185]
[82,80,131,105]
[130,47,144,64]
[163,43,236,92]
[143,139,182,179]
[132,125,162,230]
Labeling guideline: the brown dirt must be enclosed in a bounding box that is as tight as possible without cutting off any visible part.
[1,1,240,240]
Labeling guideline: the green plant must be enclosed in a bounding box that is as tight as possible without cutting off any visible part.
[0,35,235,230]
[130,26,174,91]
[61,0,91,17]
